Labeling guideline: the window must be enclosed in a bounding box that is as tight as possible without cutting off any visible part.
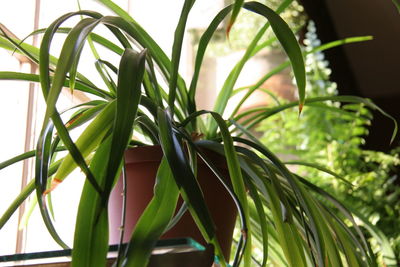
[0,0,218,254]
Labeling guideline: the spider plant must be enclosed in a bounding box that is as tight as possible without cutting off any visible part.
[0,0,397,266]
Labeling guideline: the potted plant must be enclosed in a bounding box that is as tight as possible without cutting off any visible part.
[0,0,397,266]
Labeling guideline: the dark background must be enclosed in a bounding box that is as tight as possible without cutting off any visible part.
[299,0,400,152]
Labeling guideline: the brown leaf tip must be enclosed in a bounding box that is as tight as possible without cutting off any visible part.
[226,22,233,40]
[298,102,304,115]
[43,178,62,195]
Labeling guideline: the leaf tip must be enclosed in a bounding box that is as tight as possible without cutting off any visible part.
[65,114,81,128]
[226,21,233,40]
[43,178,62,195]
[298,102,304,116]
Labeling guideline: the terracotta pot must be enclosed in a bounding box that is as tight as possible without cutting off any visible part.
[108,145,237,259]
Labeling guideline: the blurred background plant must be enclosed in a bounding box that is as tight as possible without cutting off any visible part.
[257,20,400,266]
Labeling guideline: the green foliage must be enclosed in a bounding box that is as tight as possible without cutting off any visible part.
[0,2,397,267]
[258,21,400,266]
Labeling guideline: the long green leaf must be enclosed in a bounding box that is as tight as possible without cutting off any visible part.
[209,0,293,137]
[122,158,180,267]
[37,17,107,197]
[299,176,380,265]
[233,145,307,266]
[349,209,398,266]
[243,1,305,113]
[235,95,398,144]
[183,111,251,266]
[231,136,326,266]
[0,160,61,229]
[227,0,245,36]
[239,133,375,266]
[232,144,292,223]
[71,137,112,267]
[95,60,117,95]
[265,177,307,267]
[144,53,163,107]
[209,113,251,266]
[41,17,100,114]
[39,11,102,98]
[0,71,111,100]
[97,0,189,112]
[96,0,168,76]
[97,15,187,113]
[8,24,125,66]
[0,31,113,99]
[34,119,68,249]
[168,0,195,115]
[0,147,65,171]
[188,5,232,120]
[245,177,269,266]
[157,108,222,263]
[284,161,353,186]
[230,36,372,118]
[102,48,146,206]
[51,101,116,188]
[189,140,248,265]
[64,103,107,130]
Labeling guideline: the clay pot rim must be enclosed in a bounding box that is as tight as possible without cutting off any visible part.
[124,145,163,163]
[124,145,227,169]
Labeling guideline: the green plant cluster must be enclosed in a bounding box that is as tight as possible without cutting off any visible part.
[258,21,400,266]
[0,1,398,266]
